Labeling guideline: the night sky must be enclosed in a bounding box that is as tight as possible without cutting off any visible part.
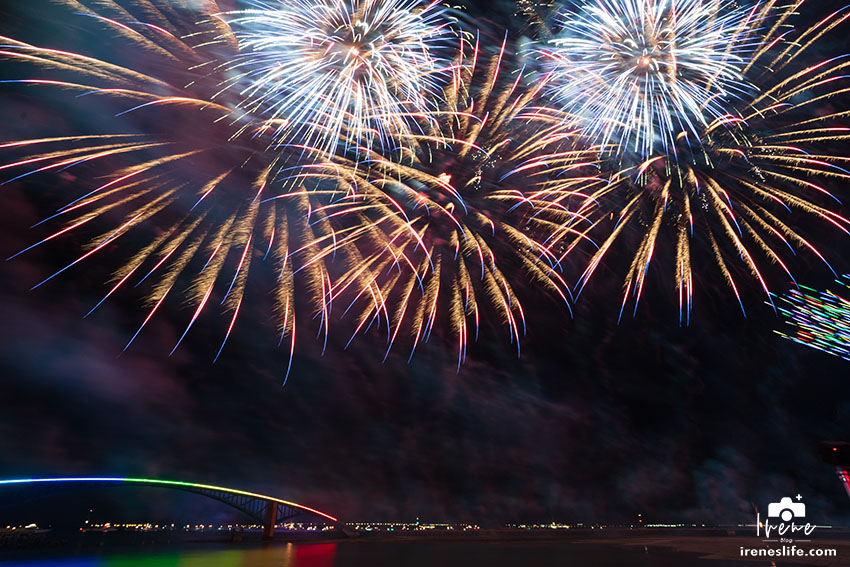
[1,0,850,529]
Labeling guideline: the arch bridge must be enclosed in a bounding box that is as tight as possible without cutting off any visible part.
[0,477,338,539]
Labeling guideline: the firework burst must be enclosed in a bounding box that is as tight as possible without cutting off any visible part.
[289,39,588,367]
[538,0,762,158]
[542,0,850,320]
[219,0,455,157]
[776,276,850,362]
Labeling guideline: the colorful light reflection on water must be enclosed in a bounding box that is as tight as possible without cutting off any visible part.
[0,543,337,567]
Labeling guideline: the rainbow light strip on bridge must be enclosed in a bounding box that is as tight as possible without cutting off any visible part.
[0,477,337,522]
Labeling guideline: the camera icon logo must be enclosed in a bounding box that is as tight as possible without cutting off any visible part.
[767,496,806,522]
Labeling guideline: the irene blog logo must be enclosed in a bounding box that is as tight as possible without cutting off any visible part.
[757,494,816,541]
[741,494,837,560]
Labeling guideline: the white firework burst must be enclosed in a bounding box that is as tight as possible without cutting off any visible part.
[218,0,455,157]
[538,0,763,158]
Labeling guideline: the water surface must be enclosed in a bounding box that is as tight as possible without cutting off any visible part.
[0,541,757,567]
